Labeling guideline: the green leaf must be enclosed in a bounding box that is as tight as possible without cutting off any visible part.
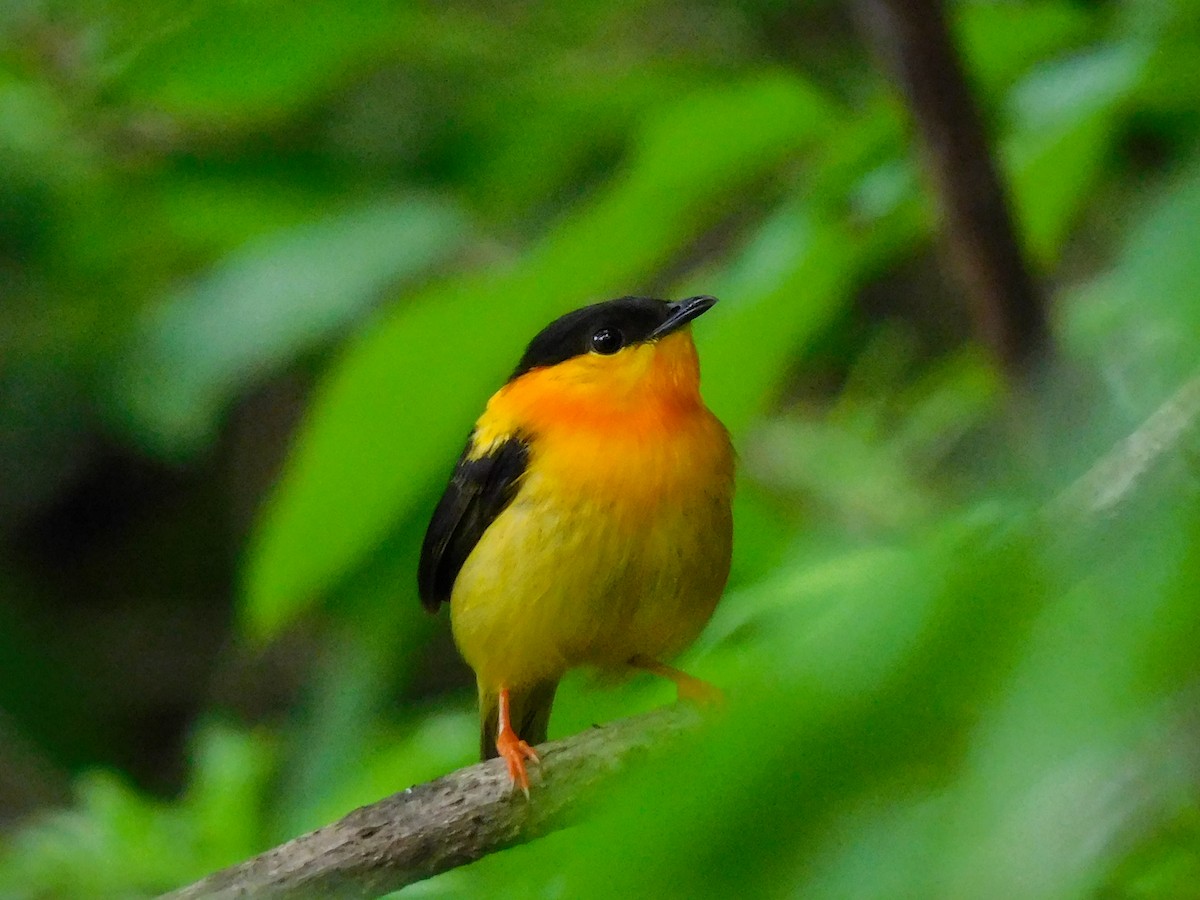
[1004,43,1147,263]
[1062,154,1200,412]
[110,196,468,456]
[0,725,275,898]
[956,0,1094,92]
[688,204,860,434]
[242,74,837,638]
[115,0,411,122]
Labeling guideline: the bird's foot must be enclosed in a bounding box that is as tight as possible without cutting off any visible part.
[630,655,725,709]
[672,671,725,708]
[496,730,540,797]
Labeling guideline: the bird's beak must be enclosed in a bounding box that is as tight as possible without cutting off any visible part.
[648,295,718,340]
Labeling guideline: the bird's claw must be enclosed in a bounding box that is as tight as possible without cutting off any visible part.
[497,733,540,797]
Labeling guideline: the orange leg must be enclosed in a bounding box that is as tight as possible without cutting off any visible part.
[495,687,540,796]
[630,655,724,707]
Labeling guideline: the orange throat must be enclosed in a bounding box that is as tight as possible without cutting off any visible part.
[476,330,708,443]
[469,329,732,515]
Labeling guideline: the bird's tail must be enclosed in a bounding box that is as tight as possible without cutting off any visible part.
[479,679,559,761]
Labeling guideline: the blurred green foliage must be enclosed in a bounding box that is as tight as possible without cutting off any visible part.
[2,0,1200,897]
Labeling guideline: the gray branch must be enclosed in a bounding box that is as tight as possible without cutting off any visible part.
[1050,373,1200,522]
[162,704,700,899]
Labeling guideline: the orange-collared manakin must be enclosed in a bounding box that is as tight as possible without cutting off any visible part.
[418,295,734,792]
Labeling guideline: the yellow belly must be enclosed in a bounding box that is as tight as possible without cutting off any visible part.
[449,414,733,691]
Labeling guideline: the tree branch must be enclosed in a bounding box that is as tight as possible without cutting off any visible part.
[854,0,1051,376]
[162,704,700,900]
[1049,374,1200,523]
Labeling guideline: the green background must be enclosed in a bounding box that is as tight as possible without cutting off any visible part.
[2,0,1200,896]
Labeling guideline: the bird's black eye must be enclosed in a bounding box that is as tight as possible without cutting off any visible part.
[590,327,624,355]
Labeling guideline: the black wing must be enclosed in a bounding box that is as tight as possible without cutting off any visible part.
[417,433,530,611]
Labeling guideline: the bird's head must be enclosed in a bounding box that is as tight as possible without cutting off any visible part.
[491,296,717,429]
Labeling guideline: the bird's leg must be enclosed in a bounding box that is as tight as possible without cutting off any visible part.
[630,655,724,706]
[495,687,540,796]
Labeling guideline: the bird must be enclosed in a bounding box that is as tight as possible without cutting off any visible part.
[417,294,734,793]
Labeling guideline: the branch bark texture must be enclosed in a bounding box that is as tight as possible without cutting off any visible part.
[163,705,700,900]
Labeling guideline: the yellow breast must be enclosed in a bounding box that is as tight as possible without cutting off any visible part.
[450,329,735,690]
